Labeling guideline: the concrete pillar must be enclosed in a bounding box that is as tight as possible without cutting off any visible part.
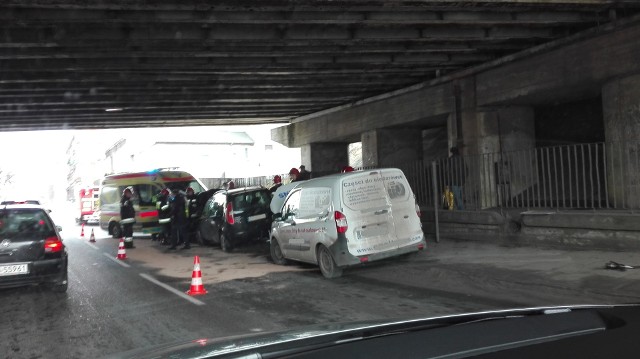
[458,106,536,209]
[602,74,640,208]
[300,142,349,178]
[361,128,423,168]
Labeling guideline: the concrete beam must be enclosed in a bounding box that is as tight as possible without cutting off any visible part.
[476,19,640,106]
[272,82,452,147]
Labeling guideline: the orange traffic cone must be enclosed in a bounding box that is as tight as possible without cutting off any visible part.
[186,256,207,296]
[116,238,127,260]
[80,223,85,237]
[89,229,96,243]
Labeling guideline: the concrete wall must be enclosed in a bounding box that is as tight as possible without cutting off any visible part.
[534,97,604,147]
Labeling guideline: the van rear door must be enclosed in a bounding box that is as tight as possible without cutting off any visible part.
[378,169,423,248]
[340,169,422,257]
[340,171,399,257]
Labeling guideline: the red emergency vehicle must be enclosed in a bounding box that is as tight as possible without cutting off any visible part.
[78,187,100,224]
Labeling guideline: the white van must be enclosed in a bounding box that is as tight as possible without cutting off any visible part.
[269,168,425,278]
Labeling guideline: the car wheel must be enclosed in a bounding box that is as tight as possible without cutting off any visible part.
[317,245,343,279]
[270,238,289,265]
[111,223,122,239]
[220,233,232,253]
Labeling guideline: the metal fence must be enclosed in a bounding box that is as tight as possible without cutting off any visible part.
[421,141,640,211]
[218,141,640,211]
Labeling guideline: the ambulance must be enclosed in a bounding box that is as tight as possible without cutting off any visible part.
[99,169,206,239]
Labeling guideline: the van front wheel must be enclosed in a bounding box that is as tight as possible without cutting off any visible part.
[317,245,343,279]
[270,238,288,265]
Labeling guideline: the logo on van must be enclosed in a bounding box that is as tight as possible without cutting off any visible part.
[386,181,406,199]
[278,191,290,199]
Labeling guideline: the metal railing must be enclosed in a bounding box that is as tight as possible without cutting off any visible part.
[421,141,640,211]
[215,140,640,212]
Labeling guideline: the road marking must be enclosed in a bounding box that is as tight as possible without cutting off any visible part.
[139,273,205,306]
[103,252,131,268]
[82,241,99,250]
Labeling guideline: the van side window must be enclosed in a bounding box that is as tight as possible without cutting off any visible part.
[297,188,332,219]
[282,190,302,218]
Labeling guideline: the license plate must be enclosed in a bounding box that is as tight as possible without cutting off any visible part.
[248,214,267,222]
[0,263,29,276]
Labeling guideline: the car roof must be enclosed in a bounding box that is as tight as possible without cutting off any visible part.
[1,200,41,205]
[1,204,47,211]
[220,186,268,195]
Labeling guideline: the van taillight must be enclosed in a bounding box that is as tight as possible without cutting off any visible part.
[44,236,63,253]
[415,203,421,217]
[335,211,348,234]
[225,202,235,224]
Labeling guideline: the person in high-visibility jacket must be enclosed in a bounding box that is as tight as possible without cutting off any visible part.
[443,186,455,211]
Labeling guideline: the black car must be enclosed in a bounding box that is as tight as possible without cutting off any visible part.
[0,205,68,292]
[196,187,272,252]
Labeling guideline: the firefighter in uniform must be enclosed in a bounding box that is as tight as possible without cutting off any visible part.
[185,187,199,244]
[156,188,171,245]
[168,188,188,250]
[120,187,136,248]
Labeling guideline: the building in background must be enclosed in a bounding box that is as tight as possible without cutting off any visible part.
[65,125,301,195]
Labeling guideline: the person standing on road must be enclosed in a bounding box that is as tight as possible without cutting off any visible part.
[168,188,189,250]
[156,188,171,245]
[120,187,136,248]
[185,187,199,244]
[299,165,311,180]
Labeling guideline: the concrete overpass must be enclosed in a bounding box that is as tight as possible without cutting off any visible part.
[2,1,639,131]
[272,13,640,176]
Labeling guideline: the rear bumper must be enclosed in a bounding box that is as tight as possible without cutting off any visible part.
[331,235,426,268]
[0,256,68,289]
[226,220,271,244]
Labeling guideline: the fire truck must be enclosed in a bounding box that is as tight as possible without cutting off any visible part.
[77,187,100,224]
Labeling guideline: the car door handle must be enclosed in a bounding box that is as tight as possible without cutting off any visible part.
[374,209,388,215]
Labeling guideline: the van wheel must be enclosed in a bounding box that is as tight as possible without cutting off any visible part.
[317,245,343,279]
[220,233,232,253]
[111,223,122,239]
[270,238,288,265]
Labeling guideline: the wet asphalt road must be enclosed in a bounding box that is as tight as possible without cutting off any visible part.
[2,213,639,359]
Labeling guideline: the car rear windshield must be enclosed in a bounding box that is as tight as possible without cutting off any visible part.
[0,208,56,240]
[231,190,271,212]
